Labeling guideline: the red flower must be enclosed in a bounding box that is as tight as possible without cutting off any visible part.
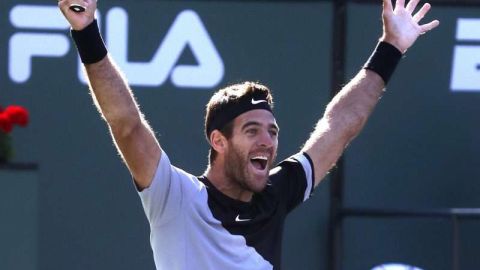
[4,105,29,127]
[0,113,13,133]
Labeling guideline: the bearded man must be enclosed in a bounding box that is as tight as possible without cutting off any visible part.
[58,0,439,269]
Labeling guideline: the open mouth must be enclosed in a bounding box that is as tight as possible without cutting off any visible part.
[250,156,268,171]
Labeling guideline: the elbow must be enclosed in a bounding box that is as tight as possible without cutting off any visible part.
[349,109,369,135]
[106,111,143,138]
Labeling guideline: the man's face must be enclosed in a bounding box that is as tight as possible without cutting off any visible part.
[223,109,279,193]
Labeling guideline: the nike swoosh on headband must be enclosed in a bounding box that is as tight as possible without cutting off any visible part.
[251,98,267,105]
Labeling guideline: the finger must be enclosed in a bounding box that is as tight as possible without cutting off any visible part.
[383,0,394,14]
[395,0,405,10]
[413,3,431,23]
[58,0,69,12]
[405,0,420,13]
[419,20,440,34]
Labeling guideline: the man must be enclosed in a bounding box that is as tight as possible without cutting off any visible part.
[58,0,439,269]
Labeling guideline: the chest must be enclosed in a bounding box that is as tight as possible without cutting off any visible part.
[205,188,287,252]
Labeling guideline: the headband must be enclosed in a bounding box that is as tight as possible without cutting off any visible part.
[206,92,273,139]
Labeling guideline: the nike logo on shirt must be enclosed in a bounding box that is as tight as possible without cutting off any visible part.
[235,215,251,222]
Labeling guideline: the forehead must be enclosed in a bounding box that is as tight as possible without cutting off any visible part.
[232,109,277,128]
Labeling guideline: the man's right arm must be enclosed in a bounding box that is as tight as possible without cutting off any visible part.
[59,0,161,190]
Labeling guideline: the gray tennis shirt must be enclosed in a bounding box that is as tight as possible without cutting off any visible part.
[138,151,314,270]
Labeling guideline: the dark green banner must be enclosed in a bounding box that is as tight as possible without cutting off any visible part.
[1,1,332,269]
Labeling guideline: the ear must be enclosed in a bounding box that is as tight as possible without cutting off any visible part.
[209,130,228,154]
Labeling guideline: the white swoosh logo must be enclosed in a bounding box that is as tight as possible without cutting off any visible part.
[251,98,267,105]
[235,215,251,222]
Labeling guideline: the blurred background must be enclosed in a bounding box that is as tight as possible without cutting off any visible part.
[1,0,479,269]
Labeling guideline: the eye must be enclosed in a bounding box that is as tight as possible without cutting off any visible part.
[246,128,257,136]
[269,129,278,137]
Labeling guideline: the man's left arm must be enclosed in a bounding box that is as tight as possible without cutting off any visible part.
[302,0,439,187]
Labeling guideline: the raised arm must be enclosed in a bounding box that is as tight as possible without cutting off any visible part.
[302,0,439,187]
[58,0,161,189]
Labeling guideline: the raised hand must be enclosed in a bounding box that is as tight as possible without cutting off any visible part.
[58,0,97,31]
[381,0,440,53]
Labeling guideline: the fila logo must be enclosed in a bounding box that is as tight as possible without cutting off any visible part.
[450,18,480,92]
[8,5,224,89]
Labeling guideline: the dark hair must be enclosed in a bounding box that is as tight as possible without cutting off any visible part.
[205,81,274,164]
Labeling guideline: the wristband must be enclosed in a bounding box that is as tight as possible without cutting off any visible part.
[363,41,402,84]
[71,19,107,64]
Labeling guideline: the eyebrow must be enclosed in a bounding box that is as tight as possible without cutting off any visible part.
[241,121,279,132]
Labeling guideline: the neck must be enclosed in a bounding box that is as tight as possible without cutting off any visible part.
[204,164,253,202]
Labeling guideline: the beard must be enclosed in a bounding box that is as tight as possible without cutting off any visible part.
[223,141,275,194]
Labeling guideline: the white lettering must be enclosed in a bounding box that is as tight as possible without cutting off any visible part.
[85,8,224,88]
[168,10,224,88]
[450,18,480,92]
[10,5,69,30]
[9,5,71,83]
[450,46,480,91]
[9,4,224,89]
[456,18,480,41]
[9,33,70,83]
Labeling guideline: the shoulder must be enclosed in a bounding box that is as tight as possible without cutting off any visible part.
[267,152,315,209]
[270,152,314,182]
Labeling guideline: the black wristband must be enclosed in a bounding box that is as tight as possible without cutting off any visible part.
[364,41,402,84]
[71,19,108,64]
